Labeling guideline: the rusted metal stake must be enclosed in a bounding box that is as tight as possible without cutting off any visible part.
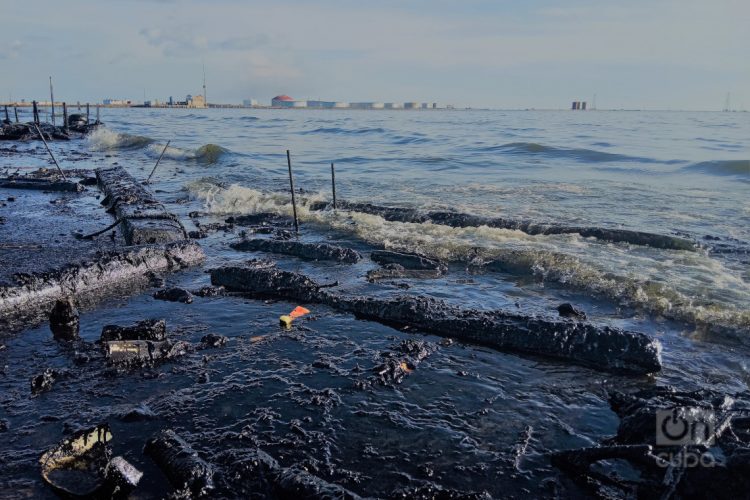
[14,107,18,123]
[331,162,337,210]
[146,140,171,184]
[33,100,39,124]
[286,149,299,234]
[62,102,68,132]
[33,123,67,180]
[86,103,90,122]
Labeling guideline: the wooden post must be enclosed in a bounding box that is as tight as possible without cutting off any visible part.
[62,102,68,132]
[330,162,337,210]
[86,103,90,122]
[3,106,8,123]
[286,150,299,234]
[49,76,55,126]
[33,101,39,125]
[146,140,171,184]
[33,123,67,180]
[14,107,19,123]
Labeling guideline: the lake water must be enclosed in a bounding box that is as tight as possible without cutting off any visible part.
[1,108,749,497]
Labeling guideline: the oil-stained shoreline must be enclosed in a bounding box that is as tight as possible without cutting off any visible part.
[1,117,749,499]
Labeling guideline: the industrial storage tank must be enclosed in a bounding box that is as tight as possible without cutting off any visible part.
[272,95,295,107]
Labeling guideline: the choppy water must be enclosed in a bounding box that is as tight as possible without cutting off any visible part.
[1,108,749,498]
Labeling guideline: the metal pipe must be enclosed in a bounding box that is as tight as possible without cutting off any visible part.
[49,76,55,126]
[286,150,299,234]
[146,140,171,184]
[33,123,66,180]
[331,162,337,210]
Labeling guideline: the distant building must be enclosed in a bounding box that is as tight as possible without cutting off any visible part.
[350,102,384,110]
[187,94,206,108]
[403,102,419,109]
[432,103,437,109]
[271,95,305,107]
[307,100,347,108]
[384,102,402,109]
[242,99,258,107]
[103,99,131,106]
[144,99,160,107]
[421,103,429,109]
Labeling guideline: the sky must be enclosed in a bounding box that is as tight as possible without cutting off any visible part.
[1,0,748,110]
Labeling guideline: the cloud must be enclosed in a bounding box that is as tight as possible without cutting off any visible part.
[0,40,23,59]
[139,27,269,56]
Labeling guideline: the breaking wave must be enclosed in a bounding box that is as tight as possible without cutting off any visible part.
[480,142,677,164]
[146,143,229,164]
[682,160,750,177]
[187,181,750,336]
[86,127,153,150]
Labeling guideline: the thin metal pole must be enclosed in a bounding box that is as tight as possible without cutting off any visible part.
[286,149,299,234]
[14,107,18,123]
[96,105,100,123]
[33,124,67,180]
[146,140,171,184]
[49,76,55,126]
[33,100,39,124]
[3,106,8,122]
[86,103,90,122]
[330,162,337,210]
[62,102,68,132]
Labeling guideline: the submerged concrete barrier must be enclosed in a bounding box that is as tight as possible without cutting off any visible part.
[0,241,204,330]
[309,201,696,251]
[96,166,185,245]
[210,263,662,374]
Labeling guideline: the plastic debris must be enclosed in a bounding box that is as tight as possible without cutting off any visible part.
[279,306,311,328]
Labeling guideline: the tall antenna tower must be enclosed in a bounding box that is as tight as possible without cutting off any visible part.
[202,63,207,107]
[723,92,731,112]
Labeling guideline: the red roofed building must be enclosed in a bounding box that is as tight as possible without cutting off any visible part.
[271,95,304,107]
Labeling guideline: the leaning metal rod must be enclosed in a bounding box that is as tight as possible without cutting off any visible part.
[33,124,67,180]
[286,149,299,234]
[146,140,171,184]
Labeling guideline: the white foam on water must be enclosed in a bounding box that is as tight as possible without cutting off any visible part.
[86,127,153,150]
[188,181,750,335]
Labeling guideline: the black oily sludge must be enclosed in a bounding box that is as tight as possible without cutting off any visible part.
[210,263,662,374]
[96,166,186,245]
[308,200,697,251]
[215,448,365,499]
[231,237,362,263]
[551,386,750,498]
[144,429,215,496]
[0,241,204,332]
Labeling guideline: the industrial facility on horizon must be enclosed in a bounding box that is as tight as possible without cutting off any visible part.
[269,95,439,110]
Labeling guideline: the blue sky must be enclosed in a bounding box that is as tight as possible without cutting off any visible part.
[1,0,748,109]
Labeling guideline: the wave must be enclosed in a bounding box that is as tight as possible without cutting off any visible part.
[682,160,750,177]
[86,127,154,150]
[299,126,387,136]
[238,116,259,121]
[186,182,750,336]
[480,142,677,164]
[146,143,229,163]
